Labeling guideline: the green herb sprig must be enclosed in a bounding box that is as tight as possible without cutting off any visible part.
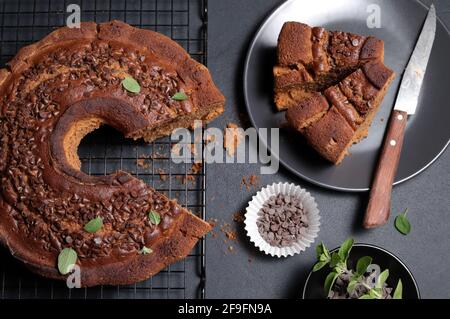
[312,238,403,299]
[395,209,411,235]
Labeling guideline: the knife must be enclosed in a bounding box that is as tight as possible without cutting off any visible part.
[363,5,437,229]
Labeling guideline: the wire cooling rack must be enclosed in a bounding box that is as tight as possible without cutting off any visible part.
[0,0,208,299]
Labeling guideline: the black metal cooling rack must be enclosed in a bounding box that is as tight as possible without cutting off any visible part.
[0,0,208,299]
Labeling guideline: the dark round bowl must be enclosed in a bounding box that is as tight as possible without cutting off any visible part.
[302,243,420,299]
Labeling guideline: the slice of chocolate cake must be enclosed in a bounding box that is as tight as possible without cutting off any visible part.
[286,60,395,164]
[274,22,385,111]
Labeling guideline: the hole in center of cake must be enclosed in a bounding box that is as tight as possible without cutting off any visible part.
[76,122,143,175]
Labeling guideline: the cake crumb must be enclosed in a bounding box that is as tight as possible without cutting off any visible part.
[151,151,164,159]
[171,143,182,157]
[205,134,216,144]
[240,174,259,190]
[137,154,151,169]
[233,211,245,224]
[190,143,199,157]
[220,223,237,241]
[157,168,167,181]
[175,163,202,184]
[224,123,243,156]
[208,218,218,227]
[137,159,151,169]
[228,246,234,252]
[190,162,203,174]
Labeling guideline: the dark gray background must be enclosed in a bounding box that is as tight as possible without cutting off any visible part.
[205,0,450,299]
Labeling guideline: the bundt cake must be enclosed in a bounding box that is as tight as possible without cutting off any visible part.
[276,22,395,164]
[274,22,386,111]
[0,21,224,286]
[286,60,395,164]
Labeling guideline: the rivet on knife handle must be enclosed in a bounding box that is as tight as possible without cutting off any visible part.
[363,110,407,229]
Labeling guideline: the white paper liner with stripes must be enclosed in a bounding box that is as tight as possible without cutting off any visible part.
[244,182,320,258]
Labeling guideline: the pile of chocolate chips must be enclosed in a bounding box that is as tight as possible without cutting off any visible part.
[256,193,308,247]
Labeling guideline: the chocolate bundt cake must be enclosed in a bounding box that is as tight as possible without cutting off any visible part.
[0,21,224,286]
[274,22,385,111]
[286,60,395,164]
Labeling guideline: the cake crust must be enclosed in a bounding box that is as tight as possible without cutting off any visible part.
[0,21,221,286]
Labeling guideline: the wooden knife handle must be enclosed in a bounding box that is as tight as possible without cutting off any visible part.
[363,110,408,229]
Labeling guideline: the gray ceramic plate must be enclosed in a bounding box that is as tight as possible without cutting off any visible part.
[243,0,450,191]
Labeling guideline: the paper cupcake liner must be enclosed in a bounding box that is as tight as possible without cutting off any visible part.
[244,182,320,258]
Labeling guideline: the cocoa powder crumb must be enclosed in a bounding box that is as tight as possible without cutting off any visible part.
[190,143,199,157]
[175,163,202,184]
[205,134,216,144]
[208,218,218,227]
[171,143,181,157]
[151,151,164,159]
[157,168,167,181]
[240,175,259,191]
[233,211,245,224]
[220,223,237,241]
[190,163,203,175]
[137,159,150,169]
[137,155,151,169]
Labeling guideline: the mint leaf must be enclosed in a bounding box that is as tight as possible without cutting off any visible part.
[376,269,389,289]
[395,209,411,235]
[84,216,103,233]
[58,248,78,275]
[171,92,189,101]
[356,256,372,276]
[312,261,329,272]
[338,238,354,262]
[139,246,153,255]
[330,252,342,268]
[316,242,330,259]
[148,210,161,225]
[316,242,325,257]
[393,279,403,299]
[324,272,338,297]
[122,76,141,93]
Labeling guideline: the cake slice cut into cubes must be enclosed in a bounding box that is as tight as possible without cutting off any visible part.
[276,21,395,164]
[274,21,386,111]
[286,60,395,164]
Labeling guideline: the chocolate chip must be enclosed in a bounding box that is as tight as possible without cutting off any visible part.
[256,193,309,248]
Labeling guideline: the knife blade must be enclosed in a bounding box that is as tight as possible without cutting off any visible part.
[363,5,437,229]
[394,5,436,115]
